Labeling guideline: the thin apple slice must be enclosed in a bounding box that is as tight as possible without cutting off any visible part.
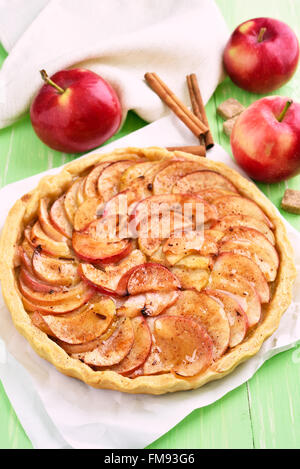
[149,246,169,266]
[42,298,116,344]
[172,170,238,194]
[22,285,95,315]
[213,195,273,228]
[50,196,73,238]
[84,162,110,199]
[98,161,134,201]
[30,222,73,258]
[79,249,146,296]
[212,215,275,245]
[19,246,34,272]
[153,161,206,195]
[171,266,209,292]
[209,271,261,327]
[213,252,270,303]
[20,278,93,305]
[77,177,86,206]
[119,161,155,191]
[188,188,237,204]
[30,312,53,335]
[73,197,104,232]
[124,263,181,295]
[20,267,62,293]
[110,317,152,375]
[163,230,219,265]
[64,178,82,224]
[72,317,134,367]
[32,250,79,287]
[152,316,214,377]
[166,290,230,360]
[219,228,279,282]
[205,289,249,348]
[38,198,66,242]
[175,254,210,270]
[117,290,179,318]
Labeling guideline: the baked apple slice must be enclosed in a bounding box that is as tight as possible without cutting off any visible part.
[209,272,261,327]
[32,250,79,287]
[219,228,279,282]
[206,290,249,348]
[163,230,220,265]
[172,170,238,194]
[76,177,86,206]
[38,198,66,242]
[153,161,206,194]
[19,245,34,272]
[30,311,53,335]
[41,298,116,344]
[213,195,273,228]
[212,215,275,245]
[122,263,181,295]
[174,254,210,270]
[20,267,62,294]
[213,253,270,303]
[110,317,152,375]
[50,196,73,238]
[84,162,110,199]
[171,266,209,292]
[64,178,82,224]
[98,161,134,201]
[30,222,73,258]
[166,290,230,359]
[119,161,155,191]
[72,317,134,367]
[73,197,104,232]
[187,188,237,204]
[150,316,214,377]
[79,249,146,296]
[117,290,179,318]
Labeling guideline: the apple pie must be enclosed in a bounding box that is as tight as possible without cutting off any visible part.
[0,147,296,394]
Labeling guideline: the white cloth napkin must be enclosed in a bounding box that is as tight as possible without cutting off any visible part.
[0,0,229,128]
[0,115,300,449]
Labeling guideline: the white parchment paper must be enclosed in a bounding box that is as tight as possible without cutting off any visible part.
[0,115,299,449]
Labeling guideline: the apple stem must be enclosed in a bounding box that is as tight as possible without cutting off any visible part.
[257,27,267,43]
[40,69,65,94]
[278,100,293,122]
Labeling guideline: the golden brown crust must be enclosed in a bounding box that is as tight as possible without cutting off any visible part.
[0,147,296,394]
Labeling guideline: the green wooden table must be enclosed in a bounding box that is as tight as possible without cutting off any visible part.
[0,0,300,449]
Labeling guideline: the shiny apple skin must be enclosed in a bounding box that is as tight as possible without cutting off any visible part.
[30,69,122,153]
[224,18,299,94]
[231,96,300,183]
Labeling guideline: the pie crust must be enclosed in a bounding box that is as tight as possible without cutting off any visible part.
[0,147,296,394]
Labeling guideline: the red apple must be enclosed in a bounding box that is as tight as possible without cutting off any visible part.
[231,96,300,183]
[224,18,299,94]
[30,68,122,153]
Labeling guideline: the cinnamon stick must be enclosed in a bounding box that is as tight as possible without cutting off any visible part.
[186,74,206,152]
[167,145,206,157]
[145,73,208,138]
[187,73,214,149]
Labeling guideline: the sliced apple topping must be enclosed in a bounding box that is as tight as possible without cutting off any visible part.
[163,230,220,265]
[119,161,155,191]
[79,249,146,296]
[123,263,181,295]
[188,189,237,204]
[98,161,134,201]
[39,198,66,242]
[41,298,116,344]
[209,271,261,327]
[64,178,82,224]
[50,196,73,238]
[213,195,273,228]
[30,311,53,336]
[205,290,248,348]
[71,317,134,367]
[110,317,152,375]
[213,253,270,303]
[219,227,279,282]
[153,161,206,195]
[172,170,238,195]
[73,197,104,232]
[150,316,214,377]
[117,290,179,318]
[174,254,211,270]
[76,177,86,206]
[32,250,79,287]
[84,162,110,199]
[171,266,209,292]
[20,267,62,294]
[166,290,230,359]
[212,215,275,245]
[30,222,73,258]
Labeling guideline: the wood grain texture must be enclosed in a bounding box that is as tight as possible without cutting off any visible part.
[0,0,299,449]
